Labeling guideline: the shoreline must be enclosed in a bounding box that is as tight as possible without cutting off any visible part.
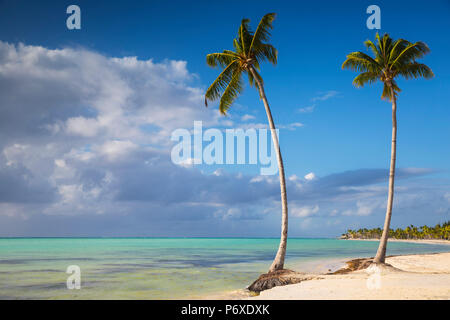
[197,240,450,300]
[193,257,349,300]
[342,238,450,245]
[250,251,450,300]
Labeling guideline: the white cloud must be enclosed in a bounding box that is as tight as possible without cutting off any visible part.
[0,41,448,237]
[311,90,339,102]
[66,117,101,137]
[238,122,303,131]
[96,140,138,161]
[0,41,221,147]
[292,205,319,217]
[285,122,304,130]
[3,144,29,166]
[342,200,382,216]
[54,159,66,168]
[177,157,200,168]
[298,105,316,113]
[0,41,297,226]
[0,41,224,219]
[304,172,316,180]
[241,114,255,121]
[297,91,339,114]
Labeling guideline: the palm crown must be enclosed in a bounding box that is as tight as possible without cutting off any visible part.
[342,33,434,100]
[205,13,278,114]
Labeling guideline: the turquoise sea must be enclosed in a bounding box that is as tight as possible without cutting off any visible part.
[0,238,449,299]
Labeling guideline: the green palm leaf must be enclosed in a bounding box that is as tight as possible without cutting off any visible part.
[206,52,238,68]
[396,62,434,79]
[342,52,381,73]
[249,13,276,53]
[390,41,431,68]
[352,72,379,88]
[204,13,278,113]
[253,43,278,65]
[219,69,244,114]
[238,18,252,56]
[205,60,237,106]
[343,33,434,101]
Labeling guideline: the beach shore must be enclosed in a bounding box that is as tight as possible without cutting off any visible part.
[344,238,450,245]
[251,251,450,300]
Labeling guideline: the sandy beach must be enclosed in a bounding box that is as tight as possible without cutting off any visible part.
[345,238,450,245]
[251,251,450,300]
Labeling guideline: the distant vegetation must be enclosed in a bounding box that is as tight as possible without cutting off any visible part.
[341,222,450,240]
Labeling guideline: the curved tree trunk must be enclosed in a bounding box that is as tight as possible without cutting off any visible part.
[374,87,397,264]
[249,67,288,272]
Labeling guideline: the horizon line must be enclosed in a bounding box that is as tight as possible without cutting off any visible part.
[0,236,339,239]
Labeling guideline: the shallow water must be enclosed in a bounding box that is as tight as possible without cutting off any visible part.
[0,238,448,299]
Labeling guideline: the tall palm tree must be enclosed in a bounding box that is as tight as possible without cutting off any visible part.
[342,33,434,264]
[205,13,287,272]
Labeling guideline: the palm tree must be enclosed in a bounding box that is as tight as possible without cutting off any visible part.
[205,13,287,272]
[342,33,434,264]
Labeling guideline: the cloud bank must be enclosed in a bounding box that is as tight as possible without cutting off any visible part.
[0,41,448,237]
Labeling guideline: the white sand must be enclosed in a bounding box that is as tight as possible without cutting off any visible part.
[252,252,450,300]
[345,239,450,245]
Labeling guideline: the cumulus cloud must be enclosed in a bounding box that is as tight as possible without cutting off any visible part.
[0,41,286,227]
[0,41,448,237]
[0,41,224,147]
[66,117,101,137]
[291,205,319,217]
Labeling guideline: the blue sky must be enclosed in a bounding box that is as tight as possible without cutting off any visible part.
[0,0,448,237]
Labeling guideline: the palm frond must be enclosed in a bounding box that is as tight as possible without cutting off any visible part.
[248,68,263,92]
[249,13,276,53]
[381,83,391,101]
[391,41,431,68]
[206,52,238,68]
[381,34,394,60]
[253,43,278,65]
[387,39,409,65]
[342,52,381,73]
[205,13,278,113]
[219,69,244,114]
[205,61,237,106]
[223,50,239,56]
[252,59,261,71]
[381,81,401,101]
[238,18,252,56]
[344,33,433,101]
[396,62,434,79]
[364,39,382,60]
[375,33,383,54]
[233,38,243,54]
[352,72,379,88]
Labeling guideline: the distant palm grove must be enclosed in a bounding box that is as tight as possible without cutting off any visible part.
[341,222,450,240]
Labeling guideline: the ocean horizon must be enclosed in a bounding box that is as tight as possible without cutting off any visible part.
[1,237,449,299]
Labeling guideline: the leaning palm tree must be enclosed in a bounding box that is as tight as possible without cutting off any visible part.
[342,33,434,264]
[205,13,287,272]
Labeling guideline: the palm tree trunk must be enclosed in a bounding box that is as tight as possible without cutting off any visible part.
[374,87,397,264]
[249,67,288,272]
